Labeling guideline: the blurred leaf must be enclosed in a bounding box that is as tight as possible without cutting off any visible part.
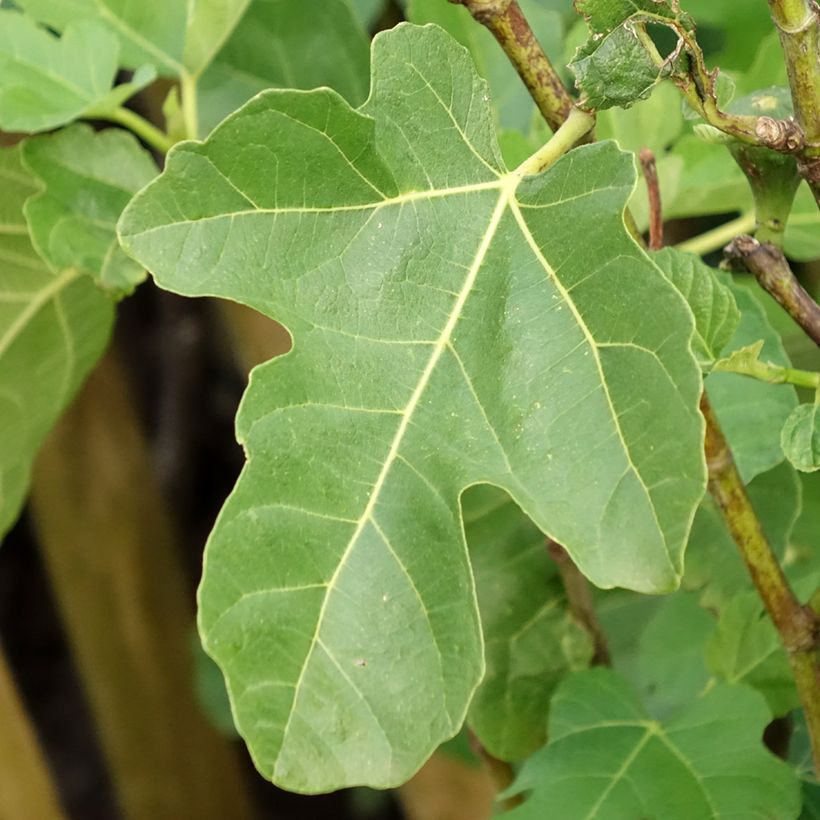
[497,129,539,168]
[684,461,802,607]
[0,10,153,133]
[664,135,751,219]
[199,0,369,134]
[350,0,385,28]
[13,0,249,77]
[792,472,820,558]
[653,248,739,368]
[22,125,157,293]
[732,32,788,96]
[0,144,114,538]
[596,81,684,154]
[678,0,774,70]
[119,24,707,790]
[506,668,800,819]
[594,588,663,670]
[193,635,238,737]
[707,278,799,482]
[464,485,593,761]
[782,403,820,473]
[595,83,685,228]
[633,592,714,717]
[408,0,564,132]
[786,183,820,262]
[706,591,797,716]
[790,711,820,819]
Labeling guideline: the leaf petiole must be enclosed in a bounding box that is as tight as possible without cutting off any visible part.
[513,107,596,178]
[712,348,820,390]
[181,71,200,141]
[102,107,174,154]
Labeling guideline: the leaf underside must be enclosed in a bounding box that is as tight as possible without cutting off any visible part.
[119,23,705,792]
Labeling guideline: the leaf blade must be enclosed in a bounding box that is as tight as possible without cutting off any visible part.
[119,23,706,791]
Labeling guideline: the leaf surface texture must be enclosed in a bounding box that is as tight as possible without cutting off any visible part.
[119,24,706,790]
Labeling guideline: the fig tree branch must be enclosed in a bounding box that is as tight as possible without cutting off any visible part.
[767,0,820,205]
[449,0,574,134]
[725,235,820,346]
[701,394,820,775]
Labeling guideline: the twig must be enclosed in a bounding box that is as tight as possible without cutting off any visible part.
[724,235,820,346]
[767,0,820,205]
[701,393,820,775]
[102,107,174,154]
[450,0,574,134]
[638,14,811,155]
[547,540,612,667]
[639,148,664,250]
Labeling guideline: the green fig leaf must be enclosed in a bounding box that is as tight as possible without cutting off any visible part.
[119,24,706,791]
[506,668,801,819]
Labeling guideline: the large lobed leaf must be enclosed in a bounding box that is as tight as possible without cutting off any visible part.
[119,24,706,791]
[505,668,801,818]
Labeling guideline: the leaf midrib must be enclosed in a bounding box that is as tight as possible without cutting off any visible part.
[274,181,513,778]
[0,267,83,359]
[268,170,675,770]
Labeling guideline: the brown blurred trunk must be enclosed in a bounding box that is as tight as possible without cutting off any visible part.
[0,645,66,820]
[215,301,292,372]
[396,752,496,820]
[29,351,254,820]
